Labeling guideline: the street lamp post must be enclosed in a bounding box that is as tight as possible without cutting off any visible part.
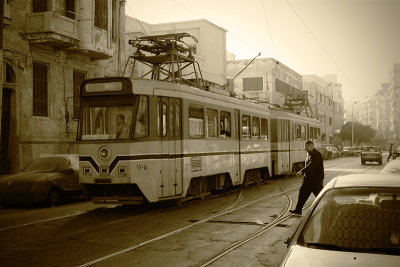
[351,101,357,147]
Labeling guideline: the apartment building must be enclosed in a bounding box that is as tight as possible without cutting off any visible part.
[360,63,400,141]
[0,0,127,173]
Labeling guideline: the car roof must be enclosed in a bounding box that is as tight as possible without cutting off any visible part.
[329,173,399,189]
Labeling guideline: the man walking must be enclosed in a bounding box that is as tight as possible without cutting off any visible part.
[289,140,324,215]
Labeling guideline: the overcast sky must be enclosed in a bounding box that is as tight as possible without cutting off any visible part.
[125,0,400,102]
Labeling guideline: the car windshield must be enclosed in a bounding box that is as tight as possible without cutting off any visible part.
[23,157,71,172]
[364,147,380,152]
[300,188,400,255]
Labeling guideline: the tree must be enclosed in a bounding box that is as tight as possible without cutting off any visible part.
[340,121,376,144]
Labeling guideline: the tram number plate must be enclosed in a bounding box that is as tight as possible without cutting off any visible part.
[137,164,147,171]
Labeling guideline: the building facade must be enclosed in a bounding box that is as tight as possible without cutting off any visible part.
[302,75,338,144]
[360,63,400,141]
[226,58,304,109]
[0,0,127,173]
[226,57,342,144]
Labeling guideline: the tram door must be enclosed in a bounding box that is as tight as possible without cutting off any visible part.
[158,97,182,197]
[279,119,290,173]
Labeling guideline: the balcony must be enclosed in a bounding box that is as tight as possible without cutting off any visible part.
[26,12,79,48]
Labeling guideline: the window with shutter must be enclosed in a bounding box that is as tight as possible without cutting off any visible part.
[33,62,48,117]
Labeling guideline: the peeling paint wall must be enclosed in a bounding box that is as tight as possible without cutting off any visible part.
[2,0,127,172]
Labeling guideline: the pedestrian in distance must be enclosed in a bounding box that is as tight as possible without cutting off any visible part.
[387,144,393,162]
[289,140,325,216]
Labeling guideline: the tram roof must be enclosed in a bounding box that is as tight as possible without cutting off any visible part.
[131,78,271,114]
[270,108,319,123]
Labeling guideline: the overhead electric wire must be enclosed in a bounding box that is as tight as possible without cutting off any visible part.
[126,1,149,35]
[261,0,278,60]
[285,0,353,85]
[172,0,261,56]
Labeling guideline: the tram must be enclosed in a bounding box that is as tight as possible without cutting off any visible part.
[78,77,271,204]
[77,32,322,204]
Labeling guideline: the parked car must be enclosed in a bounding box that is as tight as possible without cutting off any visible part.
[342,146,350,156]
[321,147,333,160]
[361,146,383,165]
[280,174,400,267]
[351,146,362,156]
[321,146,339,160]
[381,159,400,174]
[330,147,340,159]
[0,154,84,206]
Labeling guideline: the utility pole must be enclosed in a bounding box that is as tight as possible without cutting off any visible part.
[351,101,357,146]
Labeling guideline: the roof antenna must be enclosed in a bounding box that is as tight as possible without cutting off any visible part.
[223,52,261,89]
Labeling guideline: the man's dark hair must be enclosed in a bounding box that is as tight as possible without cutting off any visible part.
[305,140,314,145]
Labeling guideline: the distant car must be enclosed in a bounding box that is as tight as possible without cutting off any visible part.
[280,174,400,267]
[0,154,84,206]
[330,147,340,159]
[361,146,382,165]
[342,146,350,156]
[351,146,362,156]
[322,146,334,160]
[381,159,400,174]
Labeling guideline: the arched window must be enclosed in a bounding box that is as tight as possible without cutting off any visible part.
[4,62,16,84]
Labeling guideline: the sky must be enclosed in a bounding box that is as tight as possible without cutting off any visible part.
[125,0,400,102]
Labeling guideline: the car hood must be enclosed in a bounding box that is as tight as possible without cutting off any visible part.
[281,245,400,267]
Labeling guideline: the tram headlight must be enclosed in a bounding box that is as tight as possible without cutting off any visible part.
[98,146,111,161]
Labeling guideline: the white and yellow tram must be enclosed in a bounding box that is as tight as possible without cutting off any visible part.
[78,77,272,204]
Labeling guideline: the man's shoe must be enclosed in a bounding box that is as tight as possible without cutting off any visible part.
[289,209,302,215]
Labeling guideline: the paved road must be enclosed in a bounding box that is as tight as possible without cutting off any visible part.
[0,156,386,267]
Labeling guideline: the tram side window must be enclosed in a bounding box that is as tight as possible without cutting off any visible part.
[292,124,296,140]
[252,117,260,139]
[157,101,167,137]
[314,128,321,142]
[206,108,218,138]
[134,96,148,138]
[261,118,268,140]
[310,126,314,140]
[296,124,301,140]
[242,115,251,138]
[169,104,174,137]
[189,106,204,138]
[220,111,231,138]
[301,125,306,140]
[280,120,289,141]
[175,103,181,137]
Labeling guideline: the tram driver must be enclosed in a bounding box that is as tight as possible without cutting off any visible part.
[115,114,129,139]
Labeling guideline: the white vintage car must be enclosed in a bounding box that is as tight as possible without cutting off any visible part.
[280,174,400,267]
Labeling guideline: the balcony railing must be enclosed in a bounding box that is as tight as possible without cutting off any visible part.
[26,11,79,48]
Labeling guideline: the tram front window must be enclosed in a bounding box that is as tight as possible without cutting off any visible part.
[81,106,134,140]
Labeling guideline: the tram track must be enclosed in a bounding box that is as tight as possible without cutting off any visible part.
[77,179,297,267]
[78,168,345,266]
[0,162,360,266]
[197,168,365,266]
[198,181,311,267]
